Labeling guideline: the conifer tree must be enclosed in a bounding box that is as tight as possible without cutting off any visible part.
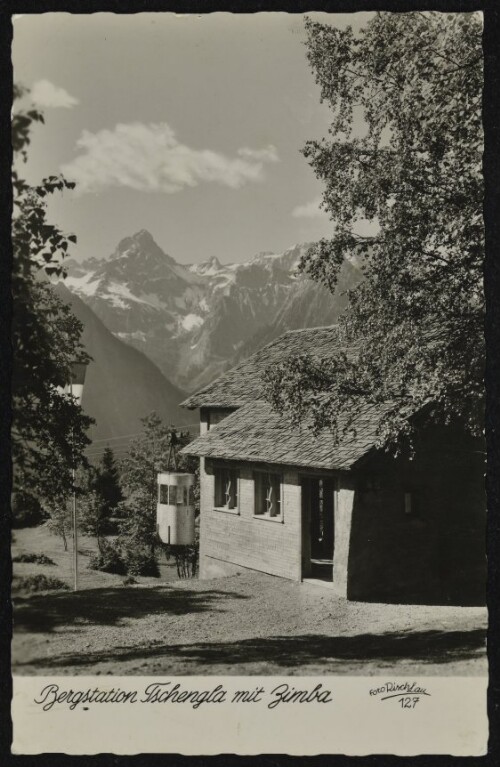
[93,447,123,527]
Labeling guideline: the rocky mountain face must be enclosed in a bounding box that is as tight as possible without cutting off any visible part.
[54,283,197,445]
[63,230,361,392]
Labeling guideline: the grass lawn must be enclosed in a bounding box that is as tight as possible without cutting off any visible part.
[12,523,179,592]
[12,525,488,677]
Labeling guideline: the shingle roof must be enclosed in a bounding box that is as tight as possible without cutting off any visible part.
[181,325,355,409]
[181,399,393,471]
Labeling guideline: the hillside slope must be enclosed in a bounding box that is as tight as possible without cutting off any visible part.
[54,284,196,446]
[234,258,360,364]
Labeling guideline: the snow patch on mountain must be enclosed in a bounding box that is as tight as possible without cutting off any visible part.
[64,273,101,296]
[181,313,204,331]
[116,330,147,342]
[106,282,167,310]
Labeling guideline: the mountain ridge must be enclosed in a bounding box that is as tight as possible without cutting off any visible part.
[54,283,197,447]
[62,230,361,392]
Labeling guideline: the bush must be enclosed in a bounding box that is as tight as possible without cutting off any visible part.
[12,553,55,565]
[171,544,199,579]
[122,575,138,586]
[88,536,159,577]
[88,539,127,575]
[160,542,198,578]
[15,574,69,593]
[120,538,160,577]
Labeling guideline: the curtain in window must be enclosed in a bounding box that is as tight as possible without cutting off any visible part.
[215,468,238,509]
[255,473,281,517]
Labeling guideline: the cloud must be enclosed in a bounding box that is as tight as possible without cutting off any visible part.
[31,79,79,109]
[61,123,279,194]
[292,196,329,219]
[237,145,279,163]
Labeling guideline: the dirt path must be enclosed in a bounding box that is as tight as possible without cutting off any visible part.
[13,569,487,677]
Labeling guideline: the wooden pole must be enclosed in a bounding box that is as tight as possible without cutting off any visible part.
[73,463,78,591]
[71,379,78,591]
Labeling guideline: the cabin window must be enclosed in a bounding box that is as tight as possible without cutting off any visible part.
[214,468,239,510]
[404,491,413,515]
[159,484,169,504]
[158,485,188,505]
[254,472,283,519]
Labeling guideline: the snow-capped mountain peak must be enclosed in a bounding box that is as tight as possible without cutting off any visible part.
[62,231,361,391]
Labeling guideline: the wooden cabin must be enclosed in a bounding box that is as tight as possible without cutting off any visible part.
[181,326,486,605]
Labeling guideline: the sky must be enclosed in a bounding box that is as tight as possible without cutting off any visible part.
[13,12,370,265]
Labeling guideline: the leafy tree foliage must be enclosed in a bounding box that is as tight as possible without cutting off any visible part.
[118,412,195,573]
[264,13,484,446]
[93,447,123,524]
[12,85,93,516]
[119,412,175,554]
[78,469,106,545]
[45,499,71,552]
[11,491,47,529]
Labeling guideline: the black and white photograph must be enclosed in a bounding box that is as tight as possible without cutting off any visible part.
[8,8,492,756]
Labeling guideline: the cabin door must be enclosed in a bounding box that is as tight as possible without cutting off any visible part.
[301,477,335,581]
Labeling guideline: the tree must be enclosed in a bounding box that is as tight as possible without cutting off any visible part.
[264,13,484,447]
[118,412,195,576]
[78,449,122,548]
[78,466,106,547]
[93,447,123,528]
[119,413,173,556]
[46,500,71,552]
[12,85,94,518]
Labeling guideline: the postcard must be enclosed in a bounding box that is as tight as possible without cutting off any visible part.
[10,10,488,756]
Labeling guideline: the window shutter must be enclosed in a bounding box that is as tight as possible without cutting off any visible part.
[404,492,412,515]
[254,473,261,515]
[214,472,222,507]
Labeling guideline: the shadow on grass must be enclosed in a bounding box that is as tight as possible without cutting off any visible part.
[14,585,249,634]
[17,629,486,673]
